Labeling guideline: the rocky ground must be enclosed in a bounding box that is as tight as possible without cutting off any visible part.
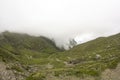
[0,62,17,80]
[101,63,120,80]
[1,62,120,80]
[0,62,30,80]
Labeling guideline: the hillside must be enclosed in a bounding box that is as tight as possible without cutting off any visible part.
[0,31,62,63]
[0,31,120,80]
[49,33,120,77]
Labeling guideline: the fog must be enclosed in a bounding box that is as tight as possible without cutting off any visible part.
[0,0,120,47]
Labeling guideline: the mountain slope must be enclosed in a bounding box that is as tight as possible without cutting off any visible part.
[0,31,120,80]
[0,31,61,63]
[47,33,120,78]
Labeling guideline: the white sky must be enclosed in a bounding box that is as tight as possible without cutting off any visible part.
[0,0,120,47]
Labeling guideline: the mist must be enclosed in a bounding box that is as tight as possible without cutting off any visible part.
[0,0,120,47]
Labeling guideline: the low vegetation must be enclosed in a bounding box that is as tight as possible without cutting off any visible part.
[0,31,120,80]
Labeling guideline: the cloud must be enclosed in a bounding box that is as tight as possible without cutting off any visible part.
[0,0,120,47]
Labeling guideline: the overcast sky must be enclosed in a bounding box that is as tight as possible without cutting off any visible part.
[0,0,120,47]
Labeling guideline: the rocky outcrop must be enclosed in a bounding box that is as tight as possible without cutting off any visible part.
[0,62,40,80]
[0,62,29,80]
[0,62,16,80]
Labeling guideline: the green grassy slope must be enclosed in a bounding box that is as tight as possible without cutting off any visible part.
[47,33,120,77]
[0,31,61,64]
[0,31,120,80]
[25,33,120,80]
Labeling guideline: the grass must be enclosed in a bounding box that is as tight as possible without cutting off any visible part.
[0,31,120,80]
